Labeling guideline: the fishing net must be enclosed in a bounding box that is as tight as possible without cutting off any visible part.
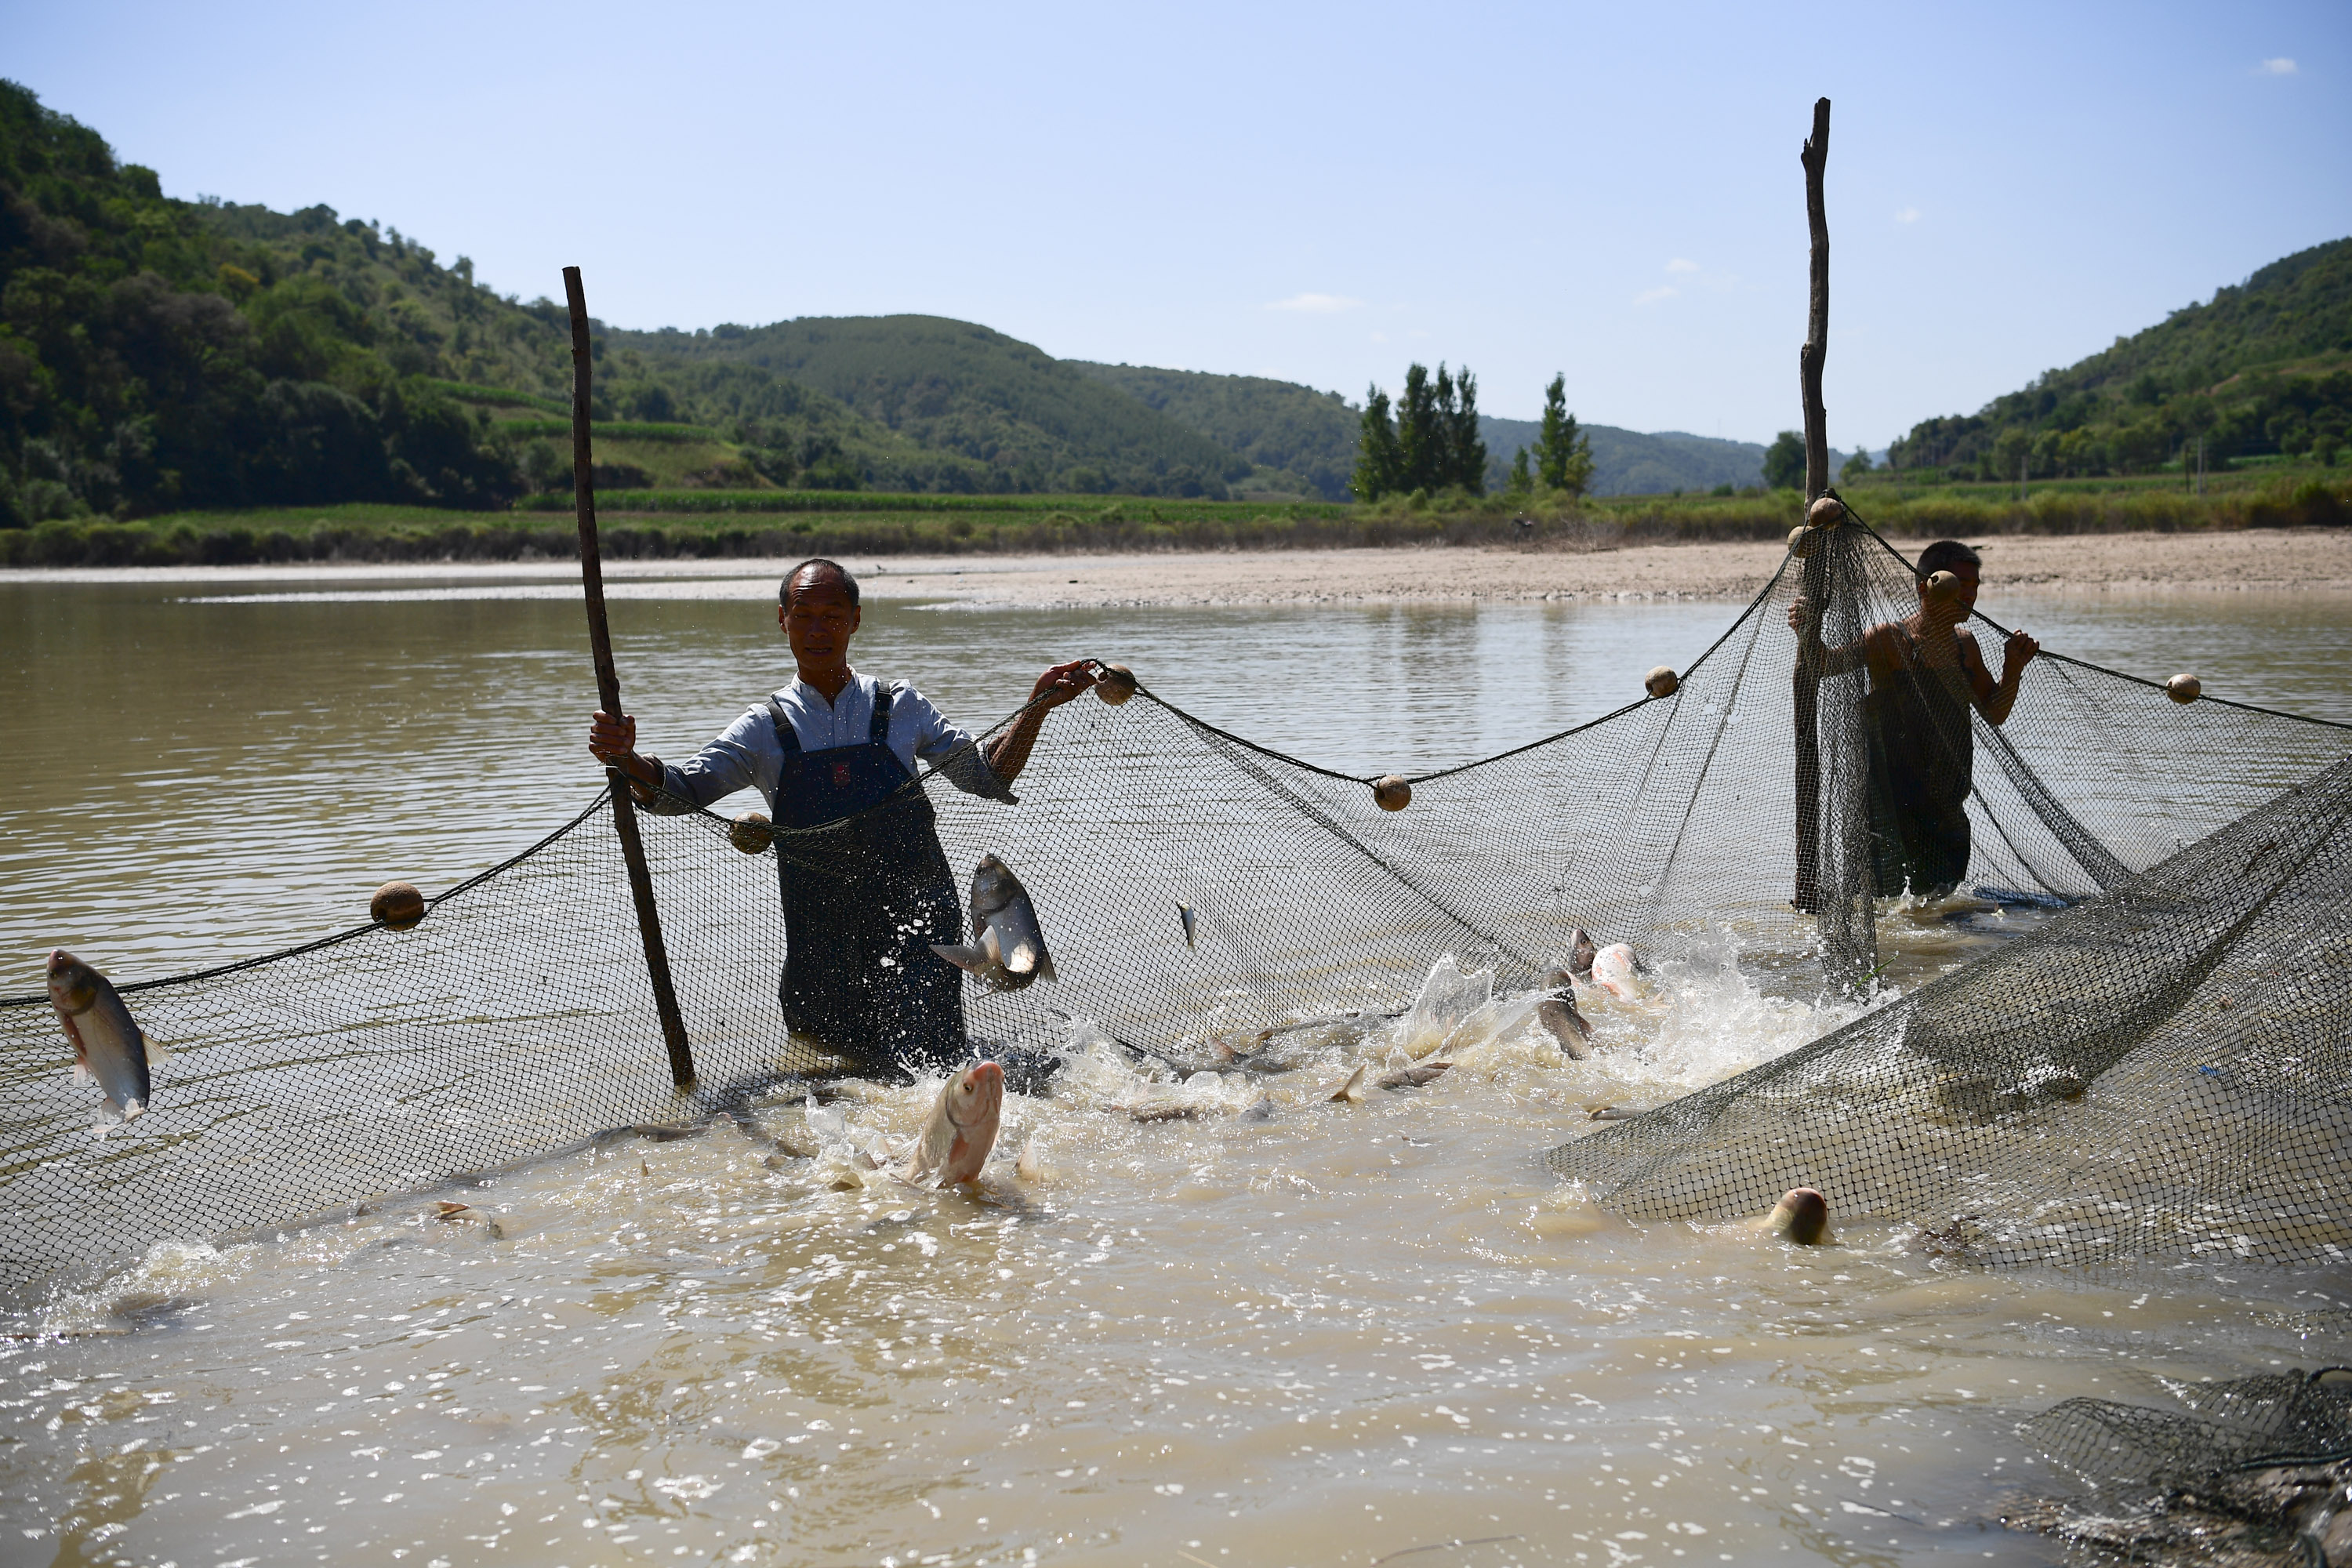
[3,510,2347,1297]
[2010,1369,2352,1565]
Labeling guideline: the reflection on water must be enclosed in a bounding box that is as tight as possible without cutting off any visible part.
[2,569,2349,1566]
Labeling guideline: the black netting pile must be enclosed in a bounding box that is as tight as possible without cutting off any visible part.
[3,513,2347,1295]
[2013,1369,2352,1565]
[2026,1368,2352,1489]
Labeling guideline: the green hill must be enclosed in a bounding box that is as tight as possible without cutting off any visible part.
[1889,237,2352,479]
[1068,363,1359,500]
[615,318,1249,499]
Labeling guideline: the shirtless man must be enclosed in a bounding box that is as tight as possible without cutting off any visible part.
[1789,538,2039,898]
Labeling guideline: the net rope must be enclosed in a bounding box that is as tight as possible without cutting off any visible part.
[5,515,2348,1296]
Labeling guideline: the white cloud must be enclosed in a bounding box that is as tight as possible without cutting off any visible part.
[1666,257,1700,275]
[1265,292,1363,314]
[1895,205,1922,223]
[1635,285,1679,306]
[2259,56,2297,74]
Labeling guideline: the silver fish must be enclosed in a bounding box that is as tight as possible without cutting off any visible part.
[892,1061,1004,1187]
[931,854,1056,992]
[1376,1062,1451,1091]
[46,949,165,1131]
[1177,902,1197,949]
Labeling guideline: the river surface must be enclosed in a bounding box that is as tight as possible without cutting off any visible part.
[2,564,2348,1568]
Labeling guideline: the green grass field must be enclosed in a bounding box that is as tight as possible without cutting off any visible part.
[2,473,2343,569]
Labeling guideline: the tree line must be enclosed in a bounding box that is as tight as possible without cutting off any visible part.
[1352,367,1592,503]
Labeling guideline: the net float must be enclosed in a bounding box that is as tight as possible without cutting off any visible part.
[1372,775,1412,811]
[369,880,426,931]
[1644,666,1679,699]
[2168,673,2201,704]
[1787,524,1822,558]
[1768,1186,1830,1245]
[1806,495,1846,528]
[1923,569,1962,601]
[1094,663,1138,706]
[729,811,772,855]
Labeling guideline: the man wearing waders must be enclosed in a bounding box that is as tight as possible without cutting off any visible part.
[585,558,1096,1074]
[1789,538,2039,898]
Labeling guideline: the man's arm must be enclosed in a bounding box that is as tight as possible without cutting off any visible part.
[1962,628,2039,727]
[1787,599,1867,678]
[984,661,1098,787]
[588,706,771,814]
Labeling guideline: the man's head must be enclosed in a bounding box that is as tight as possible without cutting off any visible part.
[1914,539,1981,624]
[779,558,862,677]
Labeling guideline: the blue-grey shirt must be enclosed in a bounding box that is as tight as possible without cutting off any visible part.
[646,673,1011,814]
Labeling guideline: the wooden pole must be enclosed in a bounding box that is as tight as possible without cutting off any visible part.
[564,265,695,1089]
[1798,96,1832,503]
[1791,97,1832,914]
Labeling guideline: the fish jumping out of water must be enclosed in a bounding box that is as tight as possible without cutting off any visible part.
[1377,1062,1451,1091]
[1587,942,1653,1002]
[892,1061,1005,1188]
[931,854,1056,992]
[45,949,165,1132]
[1537,967,1594,1059]
[1566,928,1599,981]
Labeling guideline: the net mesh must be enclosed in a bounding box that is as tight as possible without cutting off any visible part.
[4,514,2348,1295]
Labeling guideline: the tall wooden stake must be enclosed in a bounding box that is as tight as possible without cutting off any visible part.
[564,265,695,1089]
[1791,97,1832,914]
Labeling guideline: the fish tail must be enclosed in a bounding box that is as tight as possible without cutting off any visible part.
[930,942,992,976]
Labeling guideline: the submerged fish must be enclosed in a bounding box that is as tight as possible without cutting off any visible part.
[931,854,1056,992]
[891,1061,1005,1188]
[46,949,165,1131]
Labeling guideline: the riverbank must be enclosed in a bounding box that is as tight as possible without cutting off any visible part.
[7,528,2346,604]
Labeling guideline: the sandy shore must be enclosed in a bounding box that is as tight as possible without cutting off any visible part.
[5,528,2346,606]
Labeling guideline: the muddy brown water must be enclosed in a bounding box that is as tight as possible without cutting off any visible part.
[2,568,2348,1567]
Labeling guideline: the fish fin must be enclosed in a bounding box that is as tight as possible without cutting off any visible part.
[143,1033,169,1067]
[72,1061,93,1086]
[1329,1064,1367,1104]
[122,1098,145,1120]
[929,942,993,977]
[982,924,1005,964]
[1034,946,1057,984]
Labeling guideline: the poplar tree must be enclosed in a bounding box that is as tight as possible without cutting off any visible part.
[1396,364,1443,494]
[1446,364,1487,494]
[1352,386,1403,500]
[1532,374,1595,498]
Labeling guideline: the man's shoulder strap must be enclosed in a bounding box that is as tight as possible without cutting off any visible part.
[869,679,897,744]
[767,695,801,756]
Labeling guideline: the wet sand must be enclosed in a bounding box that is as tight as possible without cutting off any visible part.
[4,528,2347,606]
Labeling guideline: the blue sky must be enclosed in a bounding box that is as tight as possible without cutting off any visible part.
[8,0,2347,445]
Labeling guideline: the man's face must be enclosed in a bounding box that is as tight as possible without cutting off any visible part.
[780,575,861,668]
[1921,563,1981,625]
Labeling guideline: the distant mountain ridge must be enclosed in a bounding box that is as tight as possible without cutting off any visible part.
[1075,361,1801,498]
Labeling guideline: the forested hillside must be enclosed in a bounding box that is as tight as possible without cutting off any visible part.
[1889,237,2352,478]
[1069,363,1358,500]
[616,318,1249,499]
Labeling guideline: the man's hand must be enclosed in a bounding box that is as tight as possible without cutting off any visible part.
[1786,598,1815,633]
[588,710,637,766]
[2002,628,2040,676]
[1029,660,1099,711]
